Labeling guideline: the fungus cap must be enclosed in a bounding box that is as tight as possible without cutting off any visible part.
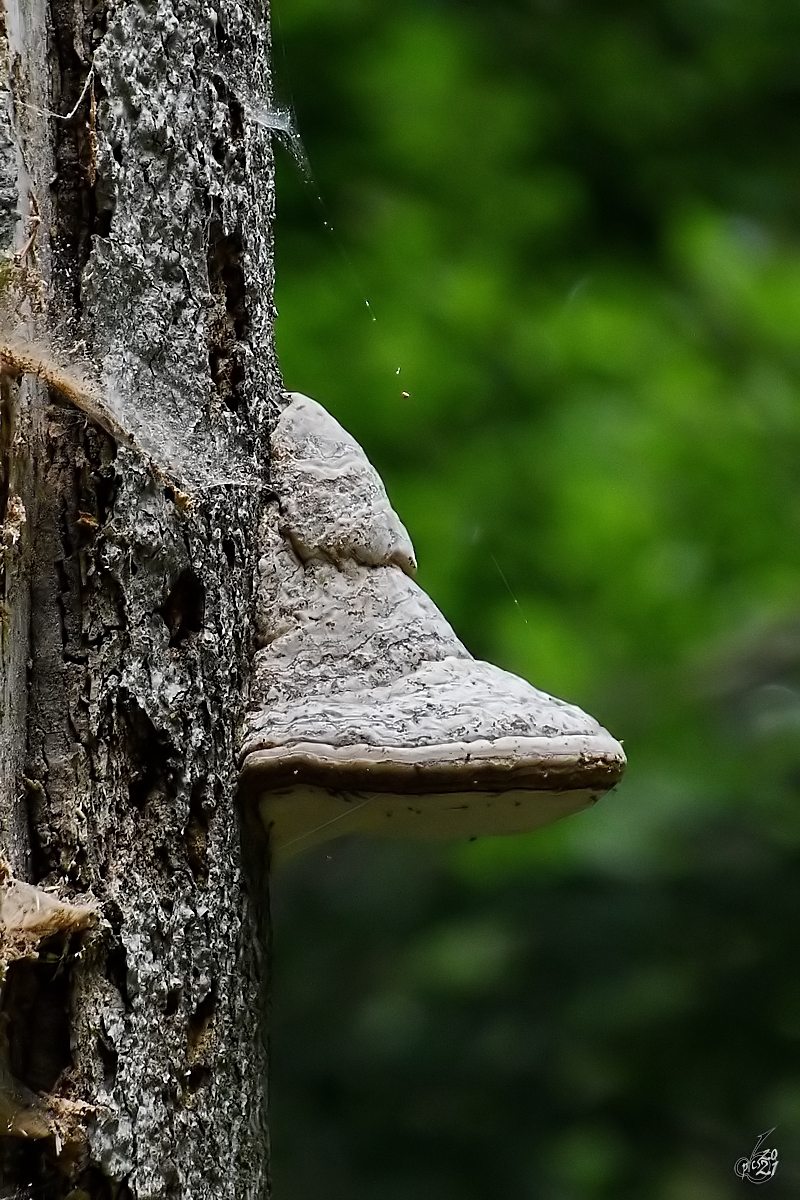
[240,393,625,859]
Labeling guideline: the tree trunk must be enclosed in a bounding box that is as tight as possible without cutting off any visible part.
[0,0,278,1193]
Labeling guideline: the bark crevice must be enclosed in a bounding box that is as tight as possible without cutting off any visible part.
[48,0,95,319]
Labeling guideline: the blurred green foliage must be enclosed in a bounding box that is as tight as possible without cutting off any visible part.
[268,1,800,1196]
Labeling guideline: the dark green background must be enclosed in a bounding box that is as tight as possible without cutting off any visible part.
[267,1,800,1196]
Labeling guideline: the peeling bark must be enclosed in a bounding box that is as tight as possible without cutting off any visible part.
[0,0,278,1194]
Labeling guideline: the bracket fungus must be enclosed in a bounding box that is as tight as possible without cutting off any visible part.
[239,393,625,860]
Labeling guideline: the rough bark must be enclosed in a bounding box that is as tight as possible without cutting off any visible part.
[0,0,278,1194]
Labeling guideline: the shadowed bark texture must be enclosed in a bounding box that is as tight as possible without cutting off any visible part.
[0,0,279,1194]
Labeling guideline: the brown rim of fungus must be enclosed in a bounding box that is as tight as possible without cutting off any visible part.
[239,736,624,796]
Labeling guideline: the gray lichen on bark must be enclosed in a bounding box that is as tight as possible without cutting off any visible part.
[0,0,279,1195]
